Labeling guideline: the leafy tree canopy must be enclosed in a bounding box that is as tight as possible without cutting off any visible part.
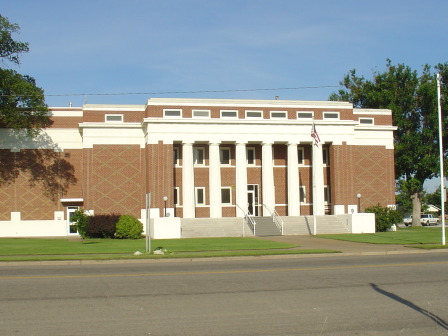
[0,14,50,136]
[330,60,448,226]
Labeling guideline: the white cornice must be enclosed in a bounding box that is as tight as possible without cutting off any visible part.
[79,122,143,129]
[354,108,392,115]
[146,98,353,109]
[83,104,146,111]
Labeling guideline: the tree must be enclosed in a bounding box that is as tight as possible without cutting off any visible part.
[330,60,448,227]
[0,15,76,200]
[0,14,51,136]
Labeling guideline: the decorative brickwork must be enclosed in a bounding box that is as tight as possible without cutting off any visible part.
[85,145,145,217]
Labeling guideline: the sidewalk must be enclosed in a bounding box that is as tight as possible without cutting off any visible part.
[256,235,445,256]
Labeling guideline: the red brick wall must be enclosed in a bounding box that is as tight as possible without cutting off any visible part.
[0,149,80,220]
[146,142,174,217]
[330,143,395,212]
[84,145,145,217]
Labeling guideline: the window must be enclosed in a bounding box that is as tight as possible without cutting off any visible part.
[247,147,256,165]
[221,187,232,205]
[220,147,231,165]
[105,114,123,122]
[192,110,210,118]
[298,147,305,165]
[324,186,330,204]
[323,112,340,120]
[193,147,205,165]
[195,187,205,205]
[164,109,182,118]
[270,111,287,119]
[299,186,306,203]
[173,187,179,205]
[221,110,238,118]
[245,110,263,119]
[323,147,329,165]
[359,117,374,125]
[173,147,180,166]
[297,111,314,119]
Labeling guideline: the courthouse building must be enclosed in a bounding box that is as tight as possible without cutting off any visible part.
[0,98,396,237]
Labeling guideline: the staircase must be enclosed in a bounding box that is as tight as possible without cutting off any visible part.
[252,216,282,236]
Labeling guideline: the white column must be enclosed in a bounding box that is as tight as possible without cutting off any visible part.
[312,143,325,215]
[209,143,222,218]
[235,142,247,217]
[262,142,275,216]
[182,142,195,218]
[287,143,300,216]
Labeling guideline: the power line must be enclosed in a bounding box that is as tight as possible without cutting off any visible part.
[44,85,339,97]
[0,85,339,98]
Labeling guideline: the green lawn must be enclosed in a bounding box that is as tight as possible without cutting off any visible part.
[317,227,448,247]
[0,237,338,261]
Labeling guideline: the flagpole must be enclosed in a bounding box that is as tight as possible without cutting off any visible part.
[311,118,317,235]
[437,73,446,245]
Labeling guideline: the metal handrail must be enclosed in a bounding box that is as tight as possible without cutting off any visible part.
[261,203,284,235]
[236,203,256,236]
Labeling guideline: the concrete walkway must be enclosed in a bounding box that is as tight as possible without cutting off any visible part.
[256,235,447,256]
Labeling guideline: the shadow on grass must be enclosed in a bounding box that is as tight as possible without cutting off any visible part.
[370,283,448,330]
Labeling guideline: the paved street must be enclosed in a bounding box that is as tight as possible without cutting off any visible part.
[1,252,448,335]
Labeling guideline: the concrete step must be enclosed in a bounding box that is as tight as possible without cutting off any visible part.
[252,216,282,236]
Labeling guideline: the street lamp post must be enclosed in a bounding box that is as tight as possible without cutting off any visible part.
[357,193,361,213]
[163,196,168,217]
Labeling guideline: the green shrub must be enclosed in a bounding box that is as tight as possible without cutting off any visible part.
[115,215,143,239]
[365,204,402,232]
[71,209,90,240]
[86,214,120,238]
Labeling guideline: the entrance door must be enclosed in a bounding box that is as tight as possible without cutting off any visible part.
[67,206,79,235]
[248,190,255,215]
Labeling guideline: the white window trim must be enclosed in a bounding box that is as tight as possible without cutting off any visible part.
[247,147,256,166]
[299,186,306,204]
[298,147,305,165]
[163,109,182,118]
[220,147,231,166]
[195,187,206,206]
[220,110,238,119]
[193,147,205,166]
[323,111,340,120]
[359,117,374,125]
[245,110,263,119]
[323,147,329,166]
[192,109,211,118]
[297,111,314,119]
[174,187,180,205]
[270,111,287,119]
[221,187,232,205]
[173,147,180,166]
[105,114,123,122]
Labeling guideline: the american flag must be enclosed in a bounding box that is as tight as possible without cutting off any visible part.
[311,120,320,147]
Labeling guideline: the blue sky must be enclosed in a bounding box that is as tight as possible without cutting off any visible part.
[3,0,448,108]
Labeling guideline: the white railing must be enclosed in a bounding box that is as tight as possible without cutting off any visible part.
[236,204,256,236]
[261,204,284,235]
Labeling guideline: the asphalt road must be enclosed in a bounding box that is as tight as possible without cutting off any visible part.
[1,253,448,335]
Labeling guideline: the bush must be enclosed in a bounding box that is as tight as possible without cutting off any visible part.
[115,215,143,239]
[71,209,90,240]
[86,214,120,238]
[365,204,402,232]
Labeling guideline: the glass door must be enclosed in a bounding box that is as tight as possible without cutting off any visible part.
[67,206,79,235]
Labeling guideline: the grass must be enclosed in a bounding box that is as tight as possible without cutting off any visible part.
[316,226,448,248]
[0,237,338,262]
